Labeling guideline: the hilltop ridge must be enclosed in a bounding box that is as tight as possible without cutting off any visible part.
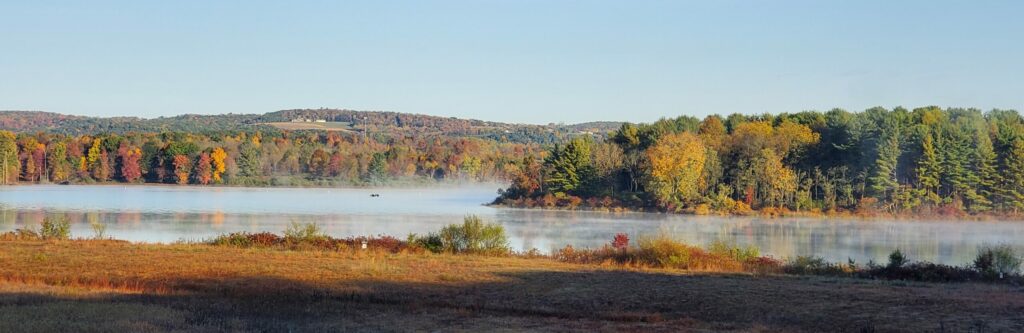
[0,109,623,143]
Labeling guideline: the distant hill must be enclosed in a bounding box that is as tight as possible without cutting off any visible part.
[0,109,623,144]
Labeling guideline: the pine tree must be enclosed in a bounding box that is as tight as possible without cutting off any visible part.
[869,126,900,205]
[1000,139,1024,213]
[544,137,593,195]
[915,131,942,205]
[969,129,998,212]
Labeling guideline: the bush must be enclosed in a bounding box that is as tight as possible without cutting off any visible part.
[611,233,629,250]
[783,256,854,276]
[211,232,253,247]
[887,249,907,269]
[0,228,41,241]
[437,215,510,255]
[90,221,107,240]
[975,244,1022,279]
[408,232,443,253]
[40,216,71,240]
[283,222,327,244]
[708,240,760,262]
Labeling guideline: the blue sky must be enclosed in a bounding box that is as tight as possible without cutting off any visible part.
[1,1,1021,124]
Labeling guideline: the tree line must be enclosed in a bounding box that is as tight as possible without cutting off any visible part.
[0,130,541,187]
[496,106,1024,216]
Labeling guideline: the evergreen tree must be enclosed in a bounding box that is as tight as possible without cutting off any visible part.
[0,131,18,184]
[544,137,593,195]
[1000,139,1024,213]
[869,125,900,205]
[915,130,942,205]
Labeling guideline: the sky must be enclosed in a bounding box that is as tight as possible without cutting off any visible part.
[1,1,1022,124]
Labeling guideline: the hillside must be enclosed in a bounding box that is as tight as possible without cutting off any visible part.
[0,109,623,144]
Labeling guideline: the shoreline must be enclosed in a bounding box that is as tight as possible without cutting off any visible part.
[488,202,1024,222]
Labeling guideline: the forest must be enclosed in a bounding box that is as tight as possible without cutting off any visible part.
[0,129,542,187]
[0,109,621,144]
[496,106,1024,216]
[5,106,1024,216]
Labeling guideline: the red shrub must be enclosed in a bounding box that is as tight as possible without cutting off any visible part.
[612,233,629,250]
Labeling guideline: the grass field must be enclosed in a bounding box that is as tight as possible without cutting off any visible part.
[263,121,355,131]
[1,240,1022,332]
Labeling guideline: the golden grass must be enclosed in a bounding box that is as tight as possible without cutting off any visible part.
[1,240,1022,332]
[263,122,354,132]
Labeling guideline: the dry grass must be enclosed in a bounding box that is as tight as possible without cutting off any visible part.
[263,122,354,132]
[1,240,1023,332]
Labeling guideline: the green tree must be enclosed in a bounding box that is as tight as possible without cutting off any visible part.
[367,152,388,183]
[0,131,18,184]
[869,124,900,206]
[915,130,941,205]
[237,142,262,177]
[999,139,1024,213]
[48,140,71,183]
[544,137,593,195]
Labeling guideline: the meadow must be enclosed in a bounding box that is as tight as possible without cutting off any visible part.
[1,219,1022,332]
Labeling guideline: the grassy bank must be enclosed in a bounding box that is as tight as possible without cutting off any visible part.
[2,236,1024,331]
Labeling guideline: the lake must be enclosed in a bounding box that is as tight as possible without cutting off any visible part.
[1,184,1022,265]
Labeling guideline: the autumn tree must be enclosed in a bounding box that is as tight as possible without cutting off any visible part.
[96,151,113,181]
[195,152,213,185]
[18,137,41,182]
[118,145,143,182]
[308,148,329,177]
[172,154,192,185]
[211,147,227,183]
[48,140,71,183]
[646,132,707,208]
[87,138,106,180]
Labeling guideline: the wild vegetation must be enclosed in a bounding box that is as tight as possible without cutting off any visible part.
[1,226,1022,331]
[498,106,1024,217]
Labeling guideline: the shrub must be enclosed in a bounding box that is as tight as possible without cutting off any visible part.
[211,232,253,247]
[40,216,71,240]
[784,256,850,276]
[744,256,783,274]
[708,240,760,262]
[636,234,696,268]
[865,261,977,283]
[283,222,327,244]
[693,204,712,215]
[0,228,41,241]
[887,249,907,269]
[975,244,1022,279]
[436,215,510,255]
[408,233,443,253]
[611,233,629,250]
[90,221,107,240]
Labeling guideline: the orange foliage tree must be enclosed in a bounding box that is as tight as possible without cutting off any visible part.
[172,154,191,185]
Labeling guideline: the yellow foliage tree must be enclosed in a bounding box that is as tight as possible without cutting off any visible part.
[211,147,227,183]
[646,132,707,208]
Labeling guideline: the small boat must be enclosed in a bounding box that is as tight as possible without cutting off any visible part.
[370,193,380,197]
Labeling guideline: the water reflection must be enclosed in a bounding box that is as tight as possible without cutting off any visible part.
[2,185,1023,265]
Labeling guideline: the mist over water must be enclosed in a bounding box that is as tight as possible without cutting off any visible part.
[1,184,1022,265]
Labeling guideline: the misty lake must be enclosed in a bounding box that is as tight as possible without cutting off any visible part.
[1,184,1022,266]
